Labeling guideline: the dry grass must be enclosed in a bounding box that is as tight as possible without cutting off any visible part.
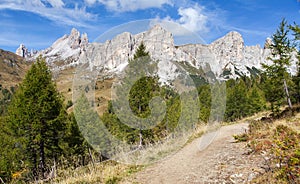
[54,68,115,115]
[0,49,30,88]
[50,160,142,184]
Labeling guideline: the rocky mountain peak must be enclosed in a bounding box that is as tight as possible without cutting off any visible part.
[148,24,170,36]
[16,44,28,58]
[32,28,89,70]
[30,26,298,81]
[209,31,245,76]
[69,28,81,49]
[212,31,244,47]
[15,44,36,58]
[81,33,89,51]
[226,31,243,40]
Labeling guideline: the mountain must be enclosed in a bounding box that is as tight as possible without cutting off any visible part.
[30,28,88,71]
[0,49,30,88]
[21,25,298,82]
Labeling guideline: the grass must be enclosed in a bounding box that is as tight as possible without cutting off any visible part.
[0,49,30,88]
[49,160,142,184]
[54,67,115,115]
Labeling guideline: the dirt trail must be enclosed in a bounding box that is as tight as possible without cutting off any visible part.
[124,122,265,183]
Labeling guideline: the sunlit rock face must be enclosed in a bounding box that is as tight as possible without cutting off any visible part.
[30,25,298,81]
[16,44,29,58]
[30,28,88,70]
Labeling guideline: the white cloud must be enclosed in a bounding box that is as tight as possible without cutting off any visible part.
[151,4,209,35]
[47,0,65,8]
[177,6,208,33]
[84,0,97,5]
[0,0,95,27]
[88,0,172,12]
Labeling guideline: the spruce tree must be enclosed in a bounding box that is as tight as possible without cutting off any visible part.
[248,84,266,114]
[5,57,67,179]
[262,19,293,114]
[133,42,149,59]
[290,23,300,104]
[106,42,162,146]
[225,79,248,121]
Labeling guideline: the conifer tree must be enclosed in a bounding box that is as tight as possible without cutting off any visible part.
[289,23,300,104]
[198,85,211,122]
[248,84,266,114]
[262,19,293,113]
[225,79,248,121]
[5,57,67,179]
[133,42,149,60]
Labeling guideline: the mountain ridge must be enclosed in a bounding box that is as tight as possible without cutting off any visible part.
[16,25,298,82]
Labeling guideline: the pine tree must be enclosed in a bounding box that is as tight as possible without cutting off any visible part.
[115,42,161,146]
[289,23,300,104]
[225,79,248,121]
[262,19,293,114]
[133,42,149,59]
[5,57,67,179]
[198,85,211,122]
[74,93,113,157]
[248,84,266,114]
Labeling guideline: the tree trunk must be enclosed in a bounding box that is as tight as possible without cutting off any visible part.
[31,146,38,179]
[138,130,143,148]
[283,79,292,109]
[39,138,45,178]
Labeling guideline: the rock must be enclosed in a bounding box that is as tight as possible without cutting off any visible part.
[31,25,298,81]
[264,37,272,49]
[31,28,89,70]
[69,28,81,49]
[80,33,89,51]
[16,44,28,58]
[247,172,257,181]
[210,31,245,74]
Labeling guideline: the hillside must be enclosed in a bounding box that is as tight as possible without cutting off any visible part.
[0,49,31,114]
[0,49,30,88]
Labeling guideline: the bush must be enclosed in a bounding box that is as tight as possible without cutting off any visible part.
[247,120,300,183]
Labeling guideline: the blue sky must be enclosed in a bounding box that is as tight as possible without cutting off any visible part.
[0,0,299,52]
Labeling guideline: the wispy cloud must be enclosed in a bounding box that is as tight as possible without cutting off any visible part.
[86,0,173,12]
[226,26,269,37]
[46,0,65,8]
[0,0,96,27]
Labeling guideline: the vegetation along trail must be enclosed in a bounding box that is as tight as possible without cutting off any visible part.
[124,122,265,183]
